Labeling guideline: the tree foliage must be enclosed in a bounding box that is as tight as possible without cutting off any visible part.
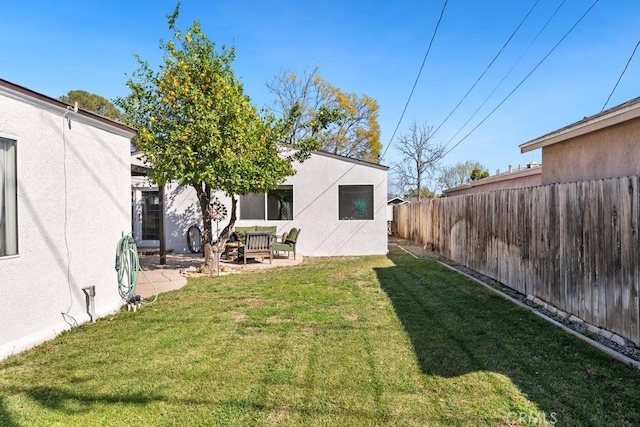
[116,3,314,271]
[60,90,122,120]
[437,160,488,190]
[404,187,435,200]
[470,166,490,181]
[393,121,444,201]
[266,66,381,162]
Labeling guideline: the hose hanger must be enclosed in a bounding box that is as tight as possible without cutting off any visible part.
[115,234,157,310]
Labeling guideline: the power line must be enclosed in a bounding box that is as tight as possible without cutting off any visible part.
[380,0,448,161]
[441,0,600,159]
[442,0,567,150]
[601,39,640,112]
[432,0,541,138]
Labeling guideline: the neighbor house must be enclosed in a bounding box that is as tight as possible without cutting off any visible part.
[443,162,542,197]
[442,96,640,197]
[132,150,389,257]
[520,96,640,184]
[386,196,408,234]
[0,79,135,360]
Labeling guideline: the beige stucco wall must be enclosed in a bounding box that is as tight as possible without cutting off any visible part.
[541,118,640,185]
[444,168,542,197]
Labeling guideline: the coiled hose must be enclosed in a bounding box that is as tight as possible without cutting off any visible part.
[115,234,157,308]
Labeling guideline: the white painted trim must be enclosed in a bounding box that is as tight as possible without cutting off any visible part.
[0,132,18,141]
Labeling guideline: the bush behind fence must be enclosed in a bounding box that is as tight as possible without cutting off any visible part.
[394,176,640,346]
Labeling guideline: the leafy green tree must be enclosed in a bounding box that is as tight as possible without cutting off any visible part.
[438,160,489,190]
[117,3,318,271]
[266,66,381,162]
[59,90,122,120]
[470,167,490,181]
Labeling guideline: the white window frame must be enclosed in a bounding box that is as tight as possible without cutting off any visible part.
[0,135,18,258]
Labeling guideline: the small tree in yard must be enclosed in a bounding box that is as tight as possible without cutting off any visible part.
[117,4,319,272]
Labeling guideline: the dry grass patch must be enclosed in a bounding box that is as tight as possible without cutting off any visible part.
[223,311,247,322]
[342,314,359,322]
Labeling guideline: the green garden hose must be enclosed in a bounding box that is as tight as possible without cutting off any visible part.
[115,234,157,308]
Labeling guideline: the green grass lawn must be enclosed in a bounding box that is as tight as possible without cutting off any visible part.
[1,246,639,426]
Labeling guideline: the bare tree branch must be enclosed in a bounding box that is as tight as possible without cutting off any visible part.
[392,121,443,200]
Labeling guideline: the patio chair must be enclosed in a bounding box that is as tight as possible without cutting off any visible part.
[237,232,273,264]
[273,228,300,260]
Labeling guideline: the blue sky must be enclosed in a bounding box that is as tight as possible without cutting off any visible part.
[2,1,639,192]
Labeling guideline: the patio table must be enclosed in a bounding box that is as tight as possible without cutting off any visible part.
[223,241,243,260]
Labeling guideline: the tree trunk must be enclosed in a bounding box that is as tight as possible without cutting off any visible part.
[416,167,422,202]
[217,195,237,243]
[213,196,237,255]
[194,183,216,274]
[192,185,240,275]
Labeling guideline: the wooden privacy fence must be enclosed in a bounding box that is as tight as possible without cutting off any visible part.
[394,176,640,346]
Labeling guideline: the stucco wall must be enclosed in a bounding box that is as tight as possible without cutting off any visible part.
[0,92,132,360]
[214,152,389,256]
[542,118,640,185]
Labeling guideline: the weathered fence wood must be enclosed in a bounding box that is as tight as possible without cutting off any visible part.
[394,175,640,346]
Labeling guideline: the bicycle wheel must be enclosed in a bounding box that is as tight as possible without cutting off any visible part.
[187,225,203,253]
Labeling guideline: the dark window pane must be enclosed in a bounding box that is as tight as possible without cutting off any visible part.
[141,191,160,240]
[267,186,293,220]
[339,185,374,220]
[240,192,265,220]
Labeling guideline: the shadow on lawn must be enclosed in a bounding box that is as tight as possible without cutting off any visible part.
[0,384,388,423]
[375,248,640,426]
[7,385,161,412]
[0,397,19,427]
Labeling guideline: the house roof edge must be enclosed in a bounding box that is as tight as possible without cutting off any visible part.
[519,96,640,153]
[0,78,137,138]
[312,150,389,171]
[443,166,542,195]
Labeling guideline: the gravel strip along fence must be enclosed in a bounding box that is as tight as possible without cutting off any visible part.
[389,237,640,366]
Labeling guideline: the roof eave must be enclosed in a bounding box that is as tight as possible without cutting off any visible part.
[0,78,137,138]
[519,98,640,153]
[443,166,542,194]
[312,150,389,171]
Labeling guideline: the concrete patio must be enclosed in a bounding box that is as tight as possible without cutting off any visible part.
[136,252,304,298]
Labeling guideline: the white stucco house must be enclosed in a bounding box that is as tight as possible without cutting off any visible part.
[132,150,389,257]
[0,79,135,361]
